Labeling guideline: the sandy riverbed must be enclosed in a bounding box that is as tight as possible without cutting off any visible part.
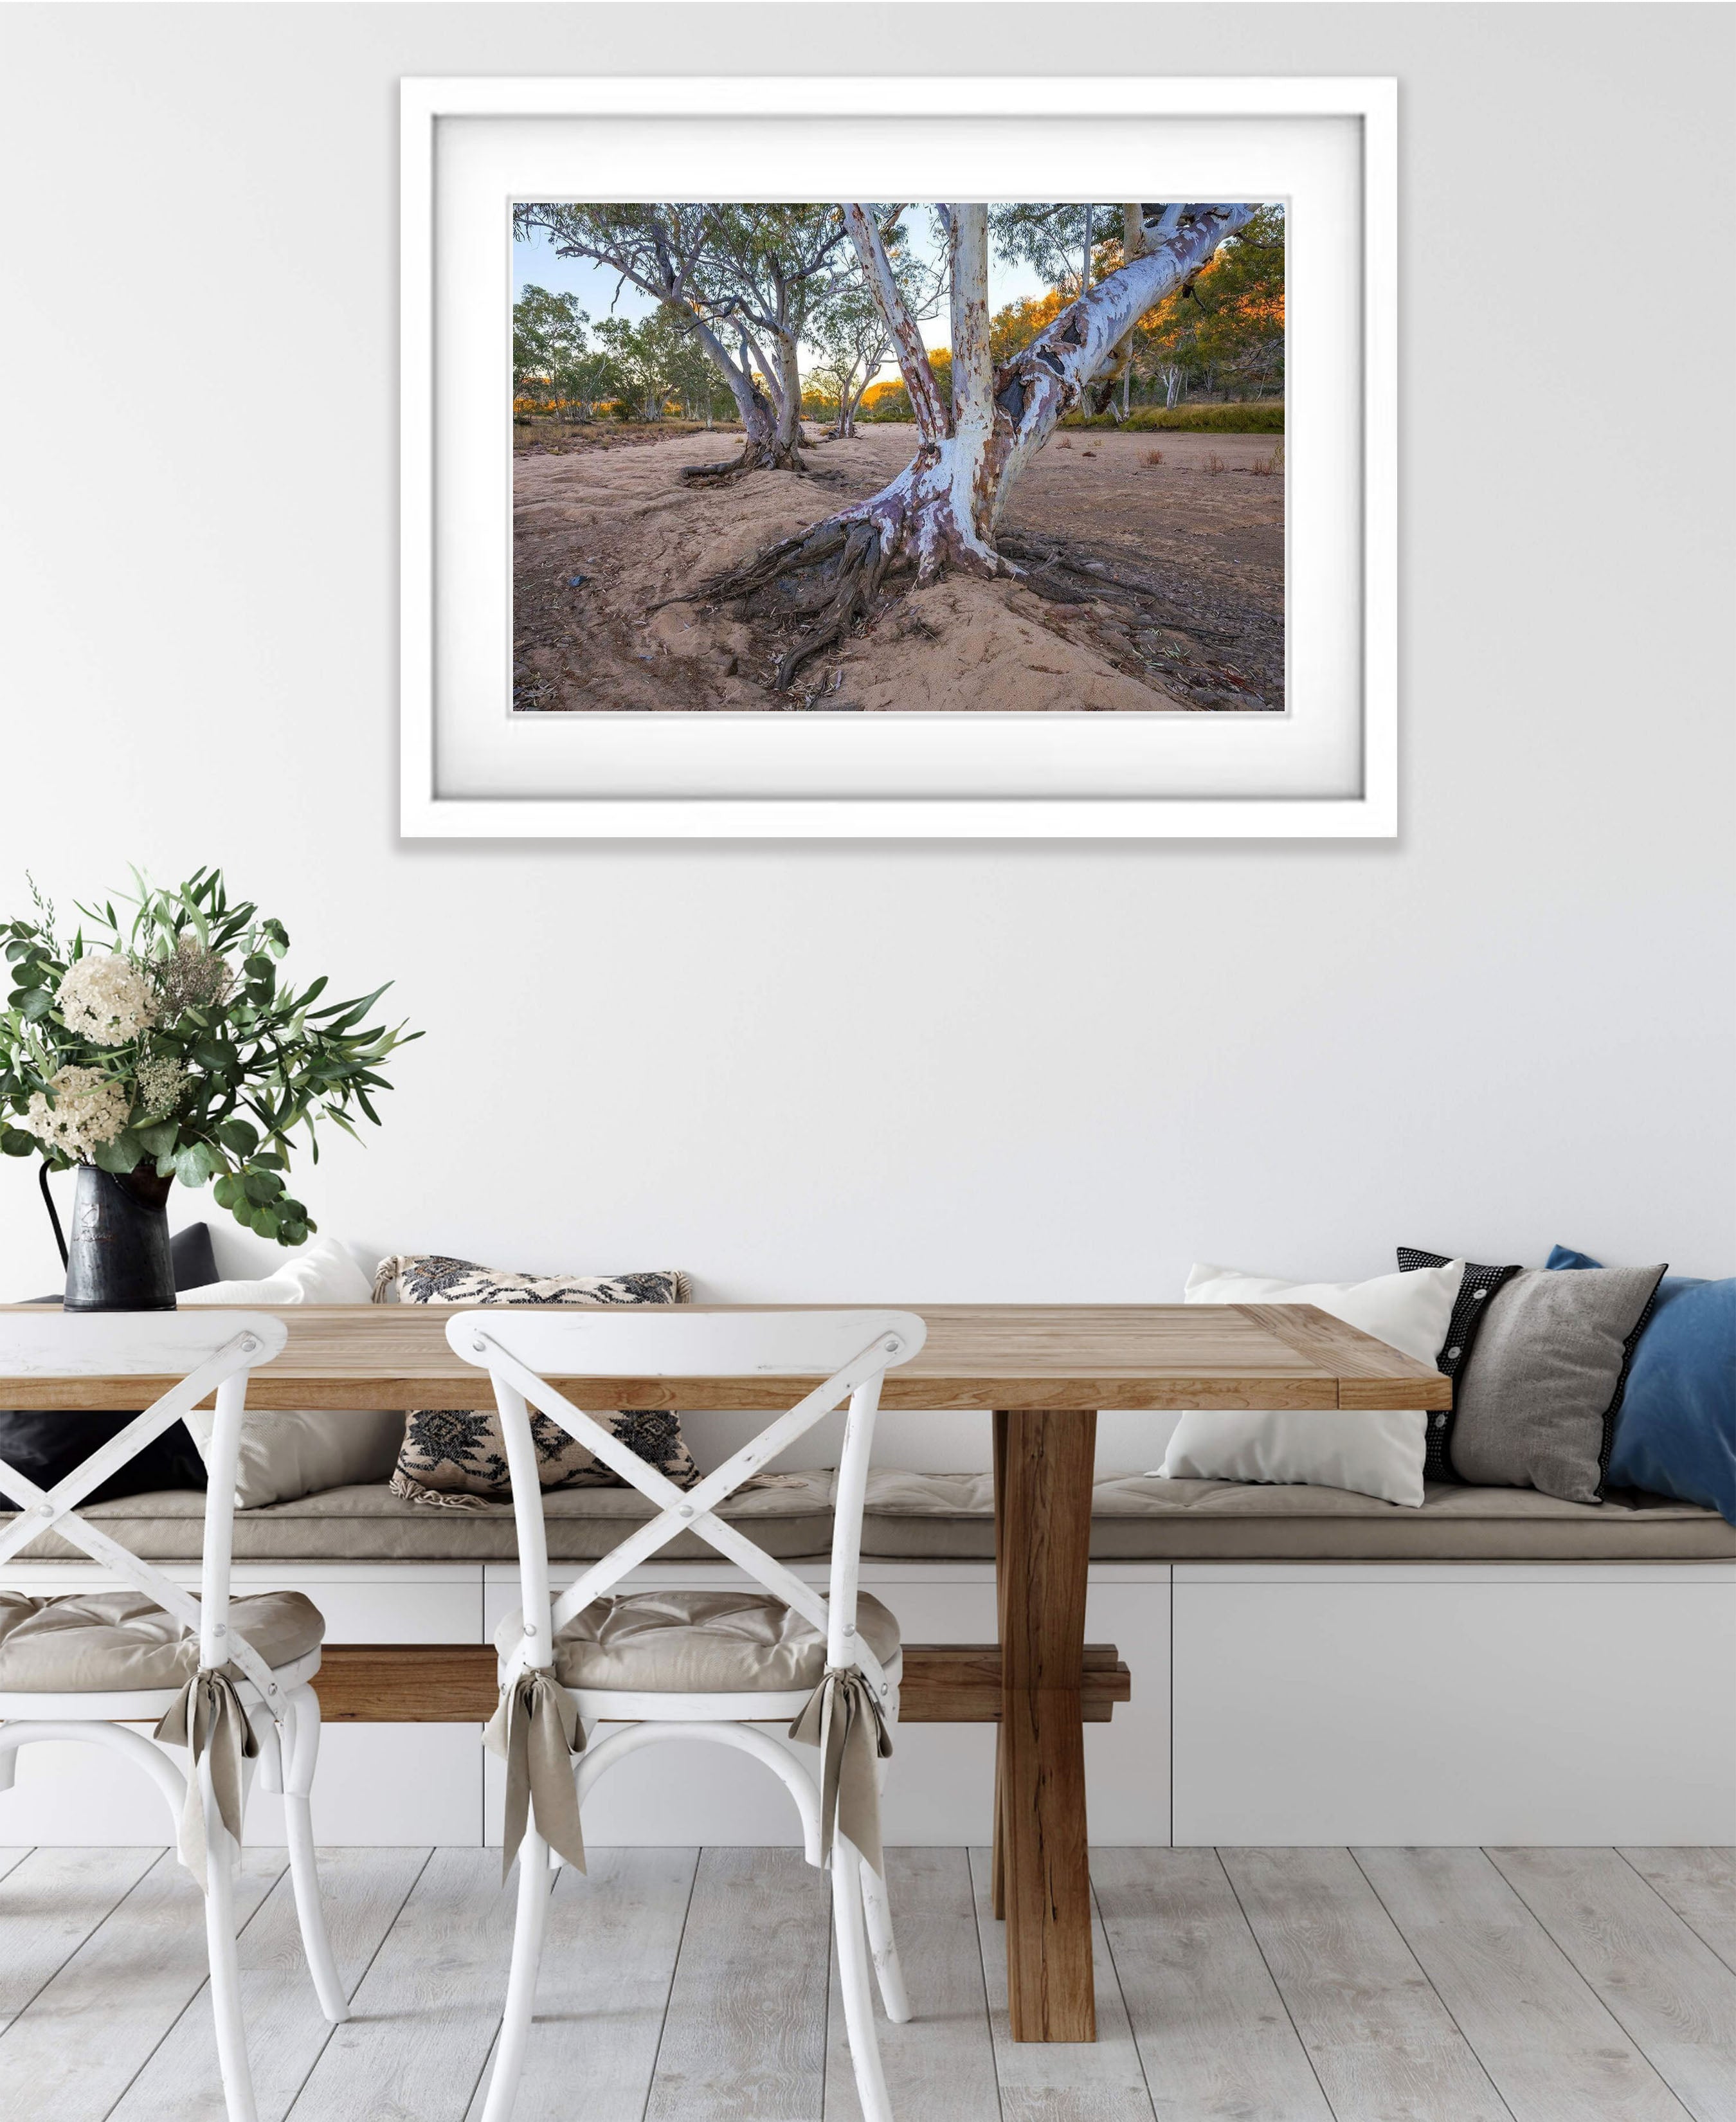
[512,422,1283,712]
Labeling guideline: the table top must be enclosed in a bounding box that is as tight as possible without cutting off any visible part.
[0,1301,1451,1413]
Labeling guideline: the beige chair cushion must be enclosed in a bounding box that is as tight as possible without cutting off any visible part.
[0,1590,324,1692]
[500,1588,901,1696]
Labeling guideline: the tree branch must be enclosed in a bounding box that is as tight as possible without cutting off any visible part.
[948,203,993,435]
[843,202,949,445]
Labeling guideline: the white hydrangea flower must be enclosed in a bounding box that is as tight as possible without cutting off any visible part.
[56,953,158,1046]
[22,1067,131,1159]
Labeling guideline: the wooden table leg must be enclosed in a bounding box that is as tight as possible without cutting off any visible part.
[991,1410,1008,1921]
[994,1405,1097,2042]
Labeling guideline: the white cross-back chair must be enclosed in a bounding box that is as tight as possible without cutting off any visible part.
[448,1305,928,2122]
[0,1312,347,2122]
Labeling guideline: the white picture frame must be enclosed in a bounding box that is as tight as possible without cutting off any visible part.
[401,75,1396,840]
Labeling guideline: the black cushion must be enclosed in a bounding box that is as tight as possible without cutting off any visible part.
[1398,1248,1522,1482]
[5,1224,221,1502]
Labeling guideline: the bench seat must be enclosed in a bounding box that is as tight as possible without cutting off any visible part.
[7,1467,1731,1564]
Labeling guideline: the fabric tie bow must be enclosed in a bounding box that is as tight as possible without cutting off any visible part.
[788,1665,893,1876]
[484,1666,588,1882]
[154,1669,260,1890]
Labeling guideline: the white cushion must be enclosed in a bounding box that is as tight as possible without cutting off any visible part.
[178,1237,403,1508]
[1154,1260,1466,1509]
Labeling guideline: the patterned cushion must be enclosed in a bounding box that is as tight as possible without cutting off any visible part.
[375,1255,701,1509]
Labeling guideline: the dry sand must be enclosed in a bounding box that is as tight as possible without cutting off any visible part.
[513,422,1283,713]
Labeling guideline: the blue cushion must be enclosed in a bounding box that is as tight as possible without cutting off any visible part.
[1546,1245,1736,1523]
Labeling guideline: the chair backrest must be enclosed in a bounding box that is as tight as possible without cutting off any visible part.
[445,1308,927,1700]
[0,1312,289,1693]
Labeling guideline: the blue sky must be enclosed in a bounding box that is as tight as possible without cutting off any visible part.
[512,207,1060,385]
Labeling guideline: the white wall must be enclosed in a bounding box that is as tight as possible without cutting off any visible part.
[2,4,1731,1327]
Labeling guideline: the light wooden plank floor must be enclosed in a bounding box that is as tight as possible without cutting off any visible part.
[3,1846,1734,2121]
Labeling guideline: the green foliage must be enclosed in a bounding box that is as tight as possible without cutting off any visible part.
[1134,205,1285,403]
[514,285,588,392]
[513,285,623,419]
[986,204,1124,293]
[1063,402,1285,433]
[0,867,420,1247]
[592,311,730,423]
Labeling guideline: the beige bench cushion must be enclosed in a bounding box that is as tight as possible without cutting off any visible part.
[857,1470,1736,1562]
[3,1470,838,1564]
[0,1589,323,1692]
[502,1588,901,1695]
[6,1466,1731,1566]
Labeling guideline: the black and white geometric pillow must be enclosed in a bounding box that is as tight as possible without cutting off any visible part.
[374,1254,691,1307]
[375,1253,700,1507]
[1397,1248,1522,1482]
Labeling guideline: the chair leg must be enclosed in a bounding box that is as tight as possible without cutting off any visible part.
[833,1835,894,2122]
[480,1827,553,2122]
[858,1856,911,2024]
[279,1687,348,2024]
[202,1782,260,2122]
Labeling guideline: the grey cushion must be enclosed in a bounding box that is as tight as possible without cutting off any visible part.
[0,1588,323,1692]
[506,1588,901,1694]
[6,1459,1730,1568]
[1451,1265,1666,1503]
[854,1469,1736,1563]
[3,1471,838,1564]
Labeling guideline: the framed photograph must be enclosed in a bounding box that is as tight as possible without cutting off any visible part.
[401,76,1395,839]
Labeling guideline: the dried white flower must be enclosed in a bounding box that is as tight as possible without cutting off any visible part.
[152,939,235,1016]
[23,1066,131,1159]
[134,1051,190,1118]
[57,953,157,1046]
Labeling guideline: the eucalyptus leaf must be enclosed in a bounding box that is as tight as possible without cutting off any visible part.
[93,1130,145,1174]
[174,1141,217,1188]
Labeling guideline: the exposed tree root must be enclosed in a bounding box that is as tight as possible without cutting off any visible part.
[995,531,1240,648]
[687,438,1015,692]
[775,522,894,688]
[995,530,1281,707]
[697,518,896,689]
[680,437,808,484]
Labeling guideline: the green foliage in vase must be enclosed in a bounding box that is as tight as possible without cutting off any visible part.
[0,868,419,1247]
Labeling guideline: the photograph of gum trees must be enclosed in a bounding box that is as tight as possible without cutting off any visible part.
[512,201,1283,713]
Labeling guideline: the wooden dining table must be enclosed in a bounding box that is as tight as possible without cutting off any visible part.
[0,1298,1450,2043]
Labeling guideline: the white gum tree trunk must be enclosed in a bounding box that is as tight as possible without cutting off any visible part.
[704,202,1254,686]
[824,201,1253,582]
